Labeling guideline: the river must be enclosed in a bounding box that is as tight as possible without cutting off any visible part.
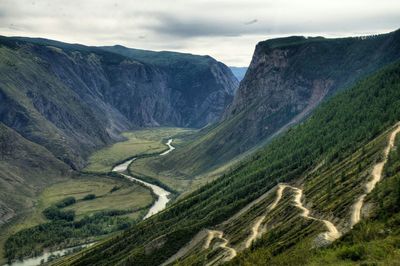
[112,138,173,219]
[7,139,175,266]
[6,244,93,266]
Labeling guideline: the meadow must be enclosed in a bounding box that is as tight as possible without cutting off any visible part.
[84,128,193,173]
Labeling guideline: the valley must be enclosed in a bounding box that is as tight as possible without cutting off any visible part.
[1,26,400,266]
[1,126,196,265]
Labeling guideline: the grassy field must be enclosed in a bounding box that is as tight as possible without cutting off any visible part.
[84,128,194,173]
[0,175,153,263]
[19,176,153,228]
[44,177,154,219]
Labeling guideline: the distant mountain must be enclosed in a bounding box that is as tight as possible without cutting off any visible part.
[229,66,248,81]
[0,36,238,224]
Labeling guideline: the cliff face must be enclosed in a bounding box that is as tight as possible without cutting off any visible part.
[101,46,238,127]
[224,32,400,148]
[157,30,400,176]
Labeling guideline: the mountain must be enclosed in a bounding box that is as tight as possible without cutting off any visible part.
[150,29,400,178]
[0,36,237,223]
[0,123,70,226]
[99,45,238,128]
[55,59,400,266]
[229,66,248,81]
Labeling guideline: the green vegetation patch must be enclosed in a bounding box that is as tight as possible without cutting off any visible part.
[3,176,154,262]
[84,127,193,173]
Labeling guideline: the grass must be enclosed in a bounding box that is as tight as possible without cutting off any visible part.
[0,176,153,264]
[84,128,194,173]
[44,177,153,219]
[25,176,153,225]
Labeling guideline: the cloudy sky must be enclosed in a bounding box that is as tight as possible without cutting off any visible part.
[0,0,399,66]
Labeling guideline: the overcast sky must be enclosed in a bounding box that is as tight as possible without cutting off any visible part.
[0,0,399,66]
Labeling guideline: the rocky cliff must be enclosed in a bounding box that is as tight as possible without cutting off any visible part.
[224,32,400,149]
[102,45,238,127]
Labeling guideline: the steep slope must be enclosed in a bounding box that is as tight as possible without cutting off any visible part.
[150,29,400,178]
[0,123,69,225]
[228,125,400,266]
[55,57,400,266]
[0,41,125,169]
[303,135,400,265]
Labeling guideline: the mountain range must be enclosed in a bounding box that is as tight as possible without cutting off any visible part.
[1,29,400,266]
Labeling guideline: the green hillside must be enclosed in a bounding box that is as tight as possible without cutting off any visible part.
[228,132,400,265]
[54,59,400,265]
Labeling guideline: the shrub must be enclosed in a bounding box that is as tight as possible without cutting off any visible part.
[55,197,76,208]
[43,206,75,221]
[110,186,120,193]
[83,194,96,200]
[338,245,366,261]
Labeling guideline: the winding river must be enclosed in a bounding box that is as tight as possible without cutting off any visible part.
[7,139,175,266]
[6,244,94,266]
[112,138,174,219]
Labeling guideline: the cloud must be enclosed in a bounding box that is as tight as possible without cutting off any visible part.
[143,14,243,37]
[0,0,399,66]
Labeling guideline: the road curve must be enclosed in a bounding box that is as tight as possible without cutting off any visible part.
[351,124,400,227]
[245,185,285,248]
[245,184,340,248]
[112,139,175,219]
[283,184,341,241]
[204,230,237,265]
